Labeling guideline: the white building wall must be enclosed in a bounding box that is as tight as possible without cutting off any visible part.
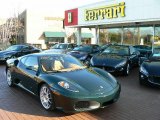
[26,10,45,49]
[20,9,65,49]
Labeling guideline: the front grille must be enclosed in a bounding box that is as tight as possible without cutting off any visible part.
[74,101,100,111]
[149,76,160,84]
[75,101,90,109]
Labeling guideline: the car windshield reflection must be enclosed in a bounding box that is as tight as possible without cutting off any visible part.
[103,45,129,56]
[51,44,67,49]
[6,45,23,51]
[40,55,86,73]
[73,46,92,53]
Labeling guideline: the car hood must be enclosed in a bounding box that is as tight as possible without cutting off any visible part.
[143,60,160,76]
[0,50,17,56]
[47,69,114,96]
[68,51,88,59]
[43,49,66,54]
[92,53,127,67]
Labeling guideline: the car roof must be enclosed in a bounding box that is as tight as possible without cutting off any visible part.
[21,53,67,57]
[110,44,130,47]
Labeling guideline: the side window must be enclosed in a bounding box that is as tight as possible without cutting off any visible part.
[93,45,100,52]
[22,46,30,51]
[21,57,27,65]
[68,44,72,49]
[24,56,38,70]
[28,46,34,50]
[73,44,77,48]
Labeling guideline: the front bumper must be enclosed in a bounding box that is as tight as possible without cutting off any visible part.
[139,72,160,86]
[52,84,121,113]
[93,65,125,74]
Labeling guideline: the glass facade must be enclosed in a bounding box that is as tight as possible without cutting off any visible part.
[155,25,160,47]
[99,28,121,45]
[101,26,156,48]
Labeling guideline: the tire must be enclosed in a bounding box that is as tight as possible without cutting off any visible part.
[39,84,55,111]
[123,63,130,76]
[6,69,14,87]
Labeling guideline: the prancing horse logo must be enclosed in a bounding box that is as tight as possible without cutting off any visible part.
[68,12,72,23]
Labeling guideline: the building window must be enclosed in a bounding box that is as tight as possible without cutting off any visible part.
[107,28,121,44]
[154,25,160,47]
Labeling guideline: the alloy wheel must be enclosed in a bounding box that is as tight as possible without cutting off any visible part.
[126,64,130,75]
[6,69,13,87]
[40,85,54,110]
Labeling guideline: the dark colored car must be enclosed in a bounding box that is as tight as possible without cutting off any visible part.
[139,47,160,86]
[67,44,100,65]
[133,45,152,57]
[6,53,120,113]
[100,44,110,51]
[42,43,76,54]
[90,45,139,76]
[0,44,41,63]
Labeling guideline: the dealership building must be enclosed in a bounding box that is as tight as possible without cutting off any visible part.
[64,0,160,47]
[18,9,67,49]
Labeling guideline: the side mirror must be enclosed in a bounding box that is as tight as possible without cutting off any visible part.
[14,59,19,66]
[132,52,136,55]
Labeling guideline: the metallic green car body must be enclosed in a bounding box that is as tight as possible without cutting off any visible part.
[6,53,120,112]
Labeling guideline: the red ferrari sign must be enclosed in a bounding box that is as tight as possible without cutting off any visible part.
[64,8,78,26]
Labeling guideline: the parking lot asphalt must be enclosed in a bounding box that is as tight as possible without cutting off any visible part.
[0,65,160,120]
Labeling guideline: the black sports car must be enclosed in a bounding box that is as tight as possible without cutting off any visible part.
[90,45,139,76]
[0,44,41,63]
[67,44,100,65]
[133,45,152,57]
[6,53,120,113]
[139,47,160,86]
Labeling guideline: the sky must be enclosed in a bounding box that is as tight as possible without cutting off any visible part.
[0,0,103,19]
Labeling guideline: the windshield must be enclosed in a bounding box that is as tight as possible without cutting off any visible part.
[51,44,68,49]
[40,55,86,73]
[6,45,23,51]
[73,45,92,52]
[134,45,151,50]
[103,45,129,55]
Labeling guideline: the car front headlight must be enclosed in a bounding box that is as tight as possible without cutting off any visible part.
[58,81,79,92]
[140,66,148,76]
[116,60,126,68]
